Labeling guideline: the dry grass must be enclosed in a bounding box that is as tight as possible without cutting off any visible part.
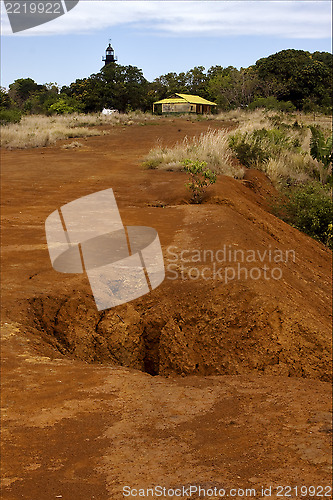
[0,111,159,149]
[143,108,332,186]
[1,115,102,149]
[143,128,245,179]
[262,152,319,186]
[199,108,332,140]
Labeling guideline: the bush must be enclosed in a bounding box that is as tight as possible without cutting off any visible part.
[183,159,217,203]
[229,129,278,167]
[273,183,333,247]
[48,97,82,115]
[229,127,305,180]
[0,109,22,125]
[248,97,296,113]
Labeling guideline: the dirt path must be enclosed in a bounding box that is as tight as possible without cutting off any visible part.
[1,119,332,499]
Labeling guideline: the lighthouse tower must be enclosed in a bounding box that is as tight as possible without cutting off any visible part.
[102,41,118,66]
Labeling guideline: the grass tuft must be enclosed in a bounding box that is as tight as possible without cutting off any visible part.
[143,128,245,179]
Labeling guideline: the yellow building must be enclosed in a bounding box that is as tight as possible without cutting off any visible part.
[153,93,217,114]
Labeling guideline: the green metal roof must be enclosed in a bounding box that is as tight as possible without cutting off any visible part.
[154,93,217,106]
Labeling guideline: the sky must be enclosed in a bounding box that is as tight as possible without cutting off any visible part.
[1,1,332,89]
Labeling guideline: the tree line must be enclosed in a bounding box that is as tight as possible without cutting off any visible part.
[1,49,332,122]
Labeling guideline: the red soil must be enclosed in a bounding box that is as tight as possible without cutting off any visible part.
[1,119,332,499]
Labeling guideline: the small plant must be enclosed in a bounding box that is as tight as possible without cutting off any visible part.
[325,223,333,249]
[182,159,217,203]
[142,158,161,169]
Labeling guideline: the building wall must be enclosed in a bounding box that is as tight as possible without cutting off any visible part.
[161,103,194,113]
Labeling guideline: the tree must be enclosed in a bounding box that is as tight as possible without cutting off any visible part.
[100,64,149,112]
[0,87,11,109]
[206,67,242,109]
[61,76,104,112]
[254,49,333,110]
[62,64,150,113]
[8,78,45,108]
[152,72,188,100]
[185,66,207,96]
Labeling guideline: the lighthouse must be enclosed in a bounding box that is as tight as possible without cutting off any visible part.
[102,41,118,66]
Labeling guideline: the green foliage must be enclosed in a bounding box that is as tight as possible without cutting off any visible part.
[309,126,333,185]
[182,159,217,203]
[8,78,42,105]
[0,109,22,125]
[6,79,61,115]
[273,183,333,248]
[0,87,11,109]
[309,126,332,169]
[229,128,295,168]
[248,96,296,112]
[48,96,82,114]
[325,223,333,249]
[61,64,150,113]
[3,49,332,116]
[142,159,161,170]
[254,49,333,111]
[229,133,269,167]
[152,49,332,112]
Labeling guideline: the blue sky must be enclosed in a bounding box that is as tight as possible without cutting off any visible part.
[1,1,332,89]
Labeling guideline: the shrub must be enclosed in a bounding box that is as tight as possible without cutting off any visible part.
[325,223,333,249]
[309,125,332,184]
[48,97,81,115]
[0,109,22,125]
[273,183,333,247]
[183,159,217,203]
[248,97,296,113]
[229,129,272,167]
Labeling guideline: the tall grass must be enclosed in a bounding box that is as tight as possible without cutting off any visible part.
[143,128,245,179]
[142,108,332,186]
[1,115,102,149]
[0,111,158,149]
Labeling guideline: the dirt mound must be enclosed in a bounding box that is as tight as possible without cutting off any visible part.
[25,261,331,381]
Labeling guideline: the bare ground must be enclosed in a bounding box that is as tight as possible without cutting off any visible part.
[1,119,332,499]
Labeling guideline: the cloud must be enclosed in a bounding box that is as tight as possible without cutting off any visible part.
[1,0,331,38]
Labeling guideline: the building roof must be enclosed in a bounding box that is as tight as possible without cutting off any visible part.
[154,93,217,106]
[153,97,186,105]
